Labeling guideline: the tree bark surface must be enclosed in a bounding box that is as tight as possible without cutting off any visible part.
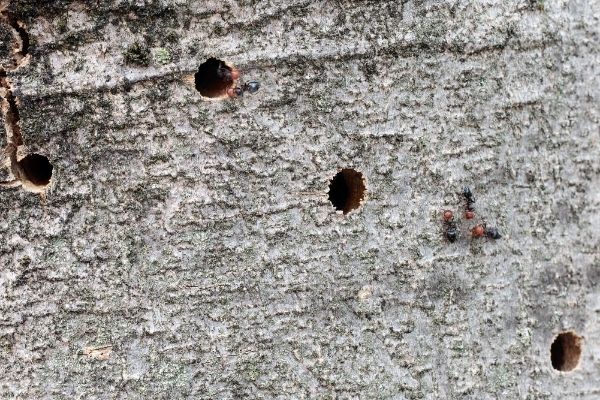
[1,1,599,399]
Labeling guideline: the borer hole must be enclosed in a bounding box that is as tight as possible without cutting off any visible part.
[194,57,236,98]
[18,154,53,186]
[550,331,583,372]
[328,168,366,215]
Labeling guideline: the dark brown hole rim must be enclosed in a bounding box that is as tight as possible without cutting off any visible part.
[18,153,53,186]
[194,57,235,98]
[328,168,366,215]
[550,331,583,372]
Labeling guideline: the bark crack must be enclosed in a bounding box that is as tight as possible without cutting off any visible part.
[0,1,28,147]
[0,1,52,197]
[0,1,30,71]
[0,70,22,146]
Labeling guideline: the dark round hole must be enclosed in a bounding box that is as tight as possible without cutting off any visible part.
[328,168,366,214]
[194,57,235,98]
[18,154,53,186]
[550,331,583,372]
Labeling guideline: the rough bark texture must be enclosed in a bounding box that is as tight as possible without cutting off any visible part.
[1,0,599,399]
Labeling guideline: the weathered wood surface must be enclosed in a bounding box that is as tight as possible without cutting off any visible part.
[1,0,599,398]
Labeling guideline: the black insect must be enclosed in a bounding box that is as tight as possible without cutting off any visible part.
[216,63,234,83]
[445,223,458,242]
[463,187,476,211]
[243,81,260,94]
[485,226,502,240]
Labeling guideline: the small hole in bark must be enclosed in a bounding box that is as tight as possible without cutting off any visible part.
[194,57,236,98]
[328,168,366,214]
[18,154,53,186]
[550,331,583,372]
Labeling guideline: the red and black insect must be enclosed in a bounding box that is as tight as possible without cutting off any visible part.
[463,187,476,219]
[227,86,243,98]
[228,80,261,98]
[471,224,485,238]
[215,63,240,83]
[471,223,502,240]
[443,210,454,222]
[442,210,458,242]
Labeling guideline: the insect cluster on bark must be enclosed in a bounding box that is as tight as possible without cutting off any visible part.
[442,187,502,243]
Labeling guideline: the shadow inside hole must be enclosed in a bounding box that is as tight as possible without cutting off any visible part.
[18,154,53,186]
[328,169,366,215]
[550,331,583,372]
[194,57,234,98]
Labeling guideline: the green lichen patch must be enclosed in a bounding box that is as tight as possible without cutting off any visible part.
[153,47,172,65]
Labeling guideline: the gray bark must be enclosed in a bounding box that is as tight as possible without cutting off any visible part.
[1,0,599,399]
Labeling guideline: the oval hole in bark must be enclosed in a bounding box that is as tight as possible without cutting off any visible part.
[194,57,236,98]
[328,168,366,215]
[18,154,53,186]
[550,331,583,372]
